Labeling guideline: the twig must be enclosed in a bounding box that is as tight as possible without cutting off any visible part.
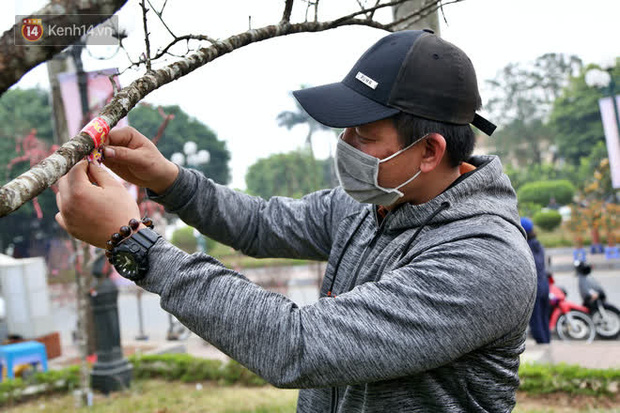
[282,0,294,24]
[367,0,381,21]
[146,0,176,39]
[140,0,152,72]
[152,34,217,61]
[314,0,320,22]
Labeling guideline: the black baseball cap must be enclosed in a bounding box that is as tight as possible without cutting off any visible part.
[293,30,496,136]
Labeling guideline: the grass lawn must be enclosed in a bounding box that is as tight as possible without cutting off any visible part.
[4,381,618,413]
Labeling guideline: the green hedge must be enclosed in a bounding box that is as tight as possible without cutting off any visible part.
[170,226,198,253]
[519,362,620,396]
[517,180,576,206]
[533,210,563,232]
[0,355,265,407]
[1,356,617,407]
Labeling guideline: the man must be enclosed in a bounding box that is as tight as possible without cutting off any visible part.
[56,30,536,412]
[521,217,551,344]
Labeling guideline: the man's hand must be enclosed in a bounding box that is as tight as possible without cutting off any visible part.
[55,160,142,249]
[103,126,179,194]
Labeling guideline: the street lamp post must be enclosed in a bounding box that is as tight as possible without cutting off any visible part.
[585,66,620,145]
[585,63,620,259]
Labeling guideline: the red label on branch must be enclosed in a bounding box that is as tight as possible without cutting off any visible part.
[81,117,110,148]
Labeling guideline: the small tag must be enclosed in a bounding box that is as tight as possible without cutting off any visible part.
[355,72,378,90]
[80,117,110,164]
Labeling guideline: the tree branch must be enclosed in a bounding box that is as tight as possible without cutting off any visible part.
[281,0,295,24]
[140,0,152,72]
[0,0,129,96]
[0,0,457,217]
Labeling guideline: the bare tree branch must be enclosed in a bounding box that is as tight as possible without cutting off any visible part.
[146,0,176,39]
[140,0,152,72]
[282,0,295,24]
[152,34,217,61]
[0,0,129,96]
[0,0,459,217]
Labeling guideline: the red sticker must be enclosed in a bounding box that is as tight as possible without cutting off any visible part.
[81,117,110,148]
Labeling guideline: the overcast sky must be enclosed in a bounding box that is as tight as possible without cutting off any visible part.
[4,0,620,189]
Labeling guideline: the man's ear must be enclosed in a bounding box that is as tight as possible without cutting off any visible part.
[419,133,447,173]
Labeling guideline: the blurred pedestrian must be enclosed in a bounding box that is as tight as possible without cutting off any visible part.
[521,217,551,344]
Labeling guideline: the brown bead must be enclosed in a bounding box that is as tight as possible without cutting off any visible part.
[106,240,115,251]
[105,251,112,259]
[111,233,123,244]
[142,217,154,228]
[129,218,140,230]
[119,226,131,237]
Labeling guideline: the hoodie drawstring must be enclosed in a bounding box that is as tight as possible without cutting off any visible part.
[398,201,451,261]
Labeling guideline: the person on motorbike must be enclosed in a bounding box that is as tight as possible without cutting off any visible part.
[575,261,605,306]
[575,260,620,340]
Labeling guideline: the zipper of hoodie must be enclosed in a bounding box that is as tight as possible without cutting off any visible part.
[344,207,393,292]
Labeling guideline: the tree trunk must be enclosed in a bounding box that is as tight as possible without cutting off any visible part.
[392,0,441,34]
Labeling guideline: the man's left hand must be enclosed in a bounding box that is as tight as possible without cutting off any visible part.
[56,160,142,249]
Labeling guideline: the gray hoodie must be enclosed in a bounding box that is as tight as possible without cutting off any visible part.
[140,155,536,412]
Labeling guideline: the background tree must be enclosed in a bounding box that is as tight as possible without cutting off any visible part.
[549,62,620,166]
[486,53,582,166]
[0,88,59,254]
[277,86,332,157]
[128,103,231,184]
[246,149,332,199]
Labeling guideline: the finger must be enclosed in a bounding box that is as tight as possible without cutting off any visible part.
[55,212,67,231]
[107,126,148,149]
[87,162,123,188]
[55,191,63,213]
[103,144,143,164]
[64,160,91,192]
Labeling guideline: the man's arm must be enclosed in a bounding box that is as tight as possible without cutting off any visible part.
[138,235,536,388]
[148,167,353,261]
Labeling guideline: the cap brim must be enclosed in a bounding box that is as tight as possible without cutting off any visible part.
[293,83,399,128]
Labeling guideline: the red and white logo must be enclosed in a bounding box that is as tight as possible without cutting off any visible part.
[21,18,43,42]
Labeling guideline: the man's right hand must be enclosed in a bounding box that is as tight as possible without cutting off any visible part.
[103,126,179,194]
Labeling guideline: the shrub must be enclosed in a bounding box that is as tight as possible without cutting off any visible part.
[517,180,576,206]
[533,210,563,232]
[171,226,198,253]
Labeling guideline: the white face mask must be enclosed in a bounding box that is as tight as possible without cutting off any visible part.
[334,132,427,206]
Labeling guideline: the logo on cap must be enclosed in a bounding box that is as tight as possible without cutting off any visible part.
[355,72,378,90]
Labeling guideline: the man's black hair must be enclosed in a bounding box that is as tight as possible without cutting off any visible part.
[392,112,476,168]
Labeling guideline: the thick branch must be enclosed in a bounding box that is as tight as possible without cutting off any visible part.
[0,0,449,217]
[0,0,129,96]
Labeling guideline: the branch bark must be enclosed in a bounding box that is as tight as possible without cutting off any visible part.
[0,0,129,95]
[0,0,448,218]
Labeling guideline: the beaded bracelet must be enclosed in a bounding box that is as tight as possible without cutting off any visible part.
[105,217,154,259]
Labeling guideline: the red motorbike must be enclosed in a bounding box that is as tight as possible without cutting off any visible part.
[548,275,596,342]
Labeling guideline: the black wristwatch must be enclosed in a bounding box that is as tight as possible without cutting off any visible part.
[111,227,161,281]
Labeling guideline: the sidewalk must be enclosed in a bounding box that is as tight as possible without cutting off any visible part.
[521,338,620,369]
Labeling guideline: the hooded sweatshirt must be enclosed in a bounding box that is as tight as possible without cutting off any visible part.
[139,155,536,413]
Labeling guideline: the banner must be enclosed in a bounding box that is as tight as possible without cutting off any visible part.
[598,95,620,189]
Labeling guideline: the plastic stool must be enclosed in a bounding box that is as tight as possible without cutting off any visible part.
[0,341,48,380]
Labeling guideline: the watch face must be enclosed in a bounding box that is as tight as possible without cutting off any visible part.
[114,251,138,277]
